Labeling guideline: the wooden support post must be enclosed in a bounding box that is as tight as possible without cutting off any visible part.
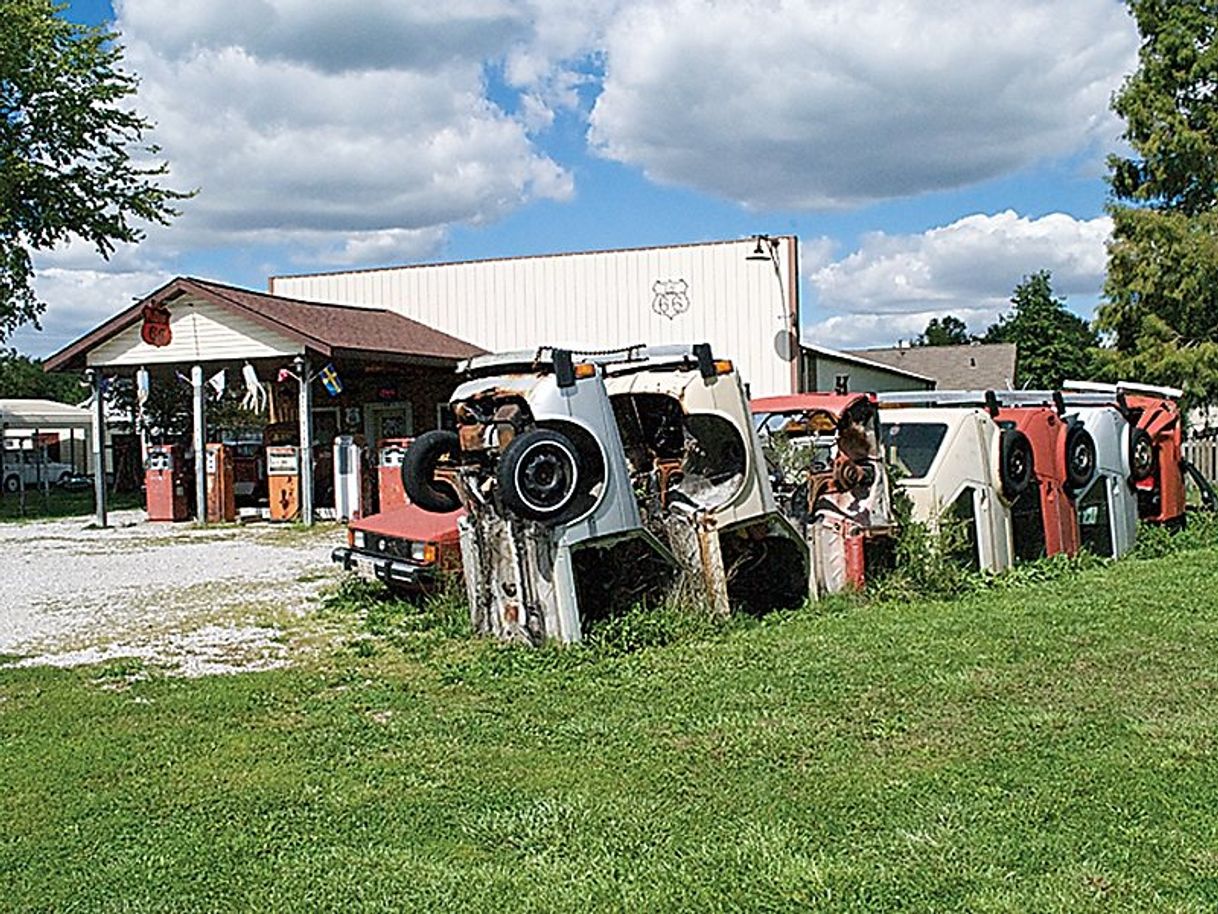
[192,365,206,524]
[88,369,108,528]
[296,354,314,526]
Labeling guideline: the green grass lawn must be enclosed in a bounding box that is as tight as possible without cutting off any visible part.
[0,487,141,523]
[4,547,1218,912]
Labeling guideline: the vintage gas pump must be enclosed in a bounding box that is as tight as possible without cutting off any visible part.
[267,445,300,521]
[205,442,237,523]
[376,437,412,511]
[333,435,371,521]
[145,444,189,521]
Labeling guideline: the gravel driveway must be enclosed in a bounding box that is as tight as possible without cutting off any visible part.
[0,511,346,676]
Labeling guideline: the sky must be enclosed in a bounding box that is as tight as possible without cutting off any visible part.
[13,0,1140,359]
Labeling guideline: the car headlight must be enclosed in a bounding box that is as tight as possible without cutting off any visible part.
[410,541,428,561]
[352,530,366,548]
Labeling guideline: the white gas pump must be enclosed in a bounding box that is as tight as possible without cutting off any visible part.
[333,434,366,522]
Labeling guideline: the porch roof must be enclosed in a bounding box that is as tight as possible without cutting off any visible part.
[44,276,484,372]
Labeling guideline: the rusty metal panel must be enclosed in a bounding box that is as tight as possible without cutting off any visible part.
[269,237,800,397]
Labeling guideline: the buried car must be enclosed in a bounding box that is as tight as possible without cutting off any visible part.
[1064,380,1218,526]
[880,391,1099,564]
[331,503,463,594]
[876,395,1031,574]
[403,347,676,645]
[601,345,808,615]
[751,392,895,597]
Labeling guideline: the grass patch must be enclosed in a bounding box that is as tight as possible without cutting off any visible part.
[5,544,1218,911]
[0,488,141,523]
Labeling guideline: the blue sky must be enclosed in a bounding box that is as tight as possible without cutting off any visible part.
[15,0,1138,358]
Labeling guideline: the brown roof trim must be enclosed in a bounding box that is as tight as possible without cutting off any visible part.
[43,276,184,373]
[44,275,482,373]
[270,234,798,284]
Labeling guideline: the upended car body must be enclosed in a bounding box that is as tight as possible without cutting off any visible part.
[601,345,808,615]
[990,396,1097,561]
[331,503,464,593]
[1064,380,1218,527]
[877,397,1030,574]
[1044,392,1141,558]
[751,392,895,597]
[403,347,676,645]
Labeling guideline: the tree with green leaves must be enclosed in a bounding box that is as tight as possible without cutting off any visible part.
[0,348,83,401]
[1097,0,1218,402]
[0,0,190,341]
[984,271,1099,389]
[915,315,972,347]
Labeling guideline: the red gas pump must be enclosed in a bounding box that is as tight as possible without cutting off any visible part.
[377,437,413,511]
[145,444,189,521]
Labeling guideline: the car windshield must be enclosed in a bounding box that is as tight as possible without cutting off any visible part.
[881,422,949,480]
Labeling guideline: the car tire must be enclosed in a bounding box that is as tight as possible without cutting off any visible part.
[3,473,19,494]
[999,429,1034,500]
[1064,424,1097,493]
[1129,427,1155,482]
[402,430,462,513]
[496,428,582,524]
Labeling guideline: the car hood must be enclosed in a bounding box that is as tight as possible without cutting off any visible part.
[351,504,464,541]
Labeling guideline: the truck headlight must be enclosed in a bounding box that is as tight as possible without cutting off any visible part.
[352,530,366,548]
[410,541,438,564]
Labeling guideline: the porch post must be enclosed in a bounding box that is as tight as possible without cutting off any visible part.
[87,368,108,528]
[297,354,314,526]
[192,365,207,523]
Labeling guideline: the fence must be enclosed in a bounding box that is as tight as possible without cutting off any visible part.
[1184,438,1218,483]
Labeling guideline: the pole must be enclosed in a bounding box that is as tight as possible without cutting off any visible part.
[297,354,314,526]
[88,369,108,528]
[192,365,206,524]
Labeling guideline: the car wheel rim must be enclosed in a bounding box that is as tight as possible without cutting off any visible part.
[515,442,576,512]
[1070,442,1094,479]
[1133,438,1153,477]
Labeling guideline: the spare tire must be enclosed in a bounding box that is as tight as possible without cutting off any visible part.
[1064,424,1097,493]
[496,428,582,524]
[402,429,462,513]
[1129,427,1155,482]
[999,429,1034,500]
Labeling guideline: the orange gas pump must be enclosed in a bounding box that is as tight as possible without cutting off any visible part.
[267,445,300,521]
[377,437,413,511]
[145,444,189,521]
[205,443,237,523]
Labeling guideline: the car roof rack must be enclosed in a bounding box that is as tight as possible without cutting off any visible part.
[1063,379,1183,399]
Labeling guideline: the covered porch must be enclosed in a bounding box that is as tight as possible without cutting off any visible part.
[44,277,482,526]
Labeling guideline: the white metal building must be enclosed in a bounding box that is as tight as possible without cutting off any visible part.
[272,237,822,397]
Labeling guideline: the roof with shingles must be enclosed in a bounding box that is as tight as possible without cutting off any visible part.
[44,277,484,372]
[846,342,1017,390]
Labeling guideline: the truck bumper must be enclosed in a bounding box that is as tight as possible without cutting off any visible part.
[330,547,435,591]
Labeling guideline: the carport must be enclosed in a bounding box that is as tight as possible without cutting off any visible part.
[44,277,482,526]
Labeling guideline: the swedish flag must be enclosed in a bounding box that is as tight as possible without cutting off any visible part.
[319,363,343,397]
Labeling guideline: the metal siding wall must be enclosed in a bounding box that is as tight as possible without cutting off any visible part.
[271,238,799,395]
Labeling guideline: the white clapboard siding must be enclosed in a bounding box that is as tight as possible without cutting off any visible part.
[87,297,302,367]
[270,238,800,397]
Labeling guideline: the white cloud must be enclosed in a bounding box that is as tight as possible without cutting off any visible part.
[589,0,1136,207]
[113,1,573,262]
[11,268,170,358]
[804,211,1112,348]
